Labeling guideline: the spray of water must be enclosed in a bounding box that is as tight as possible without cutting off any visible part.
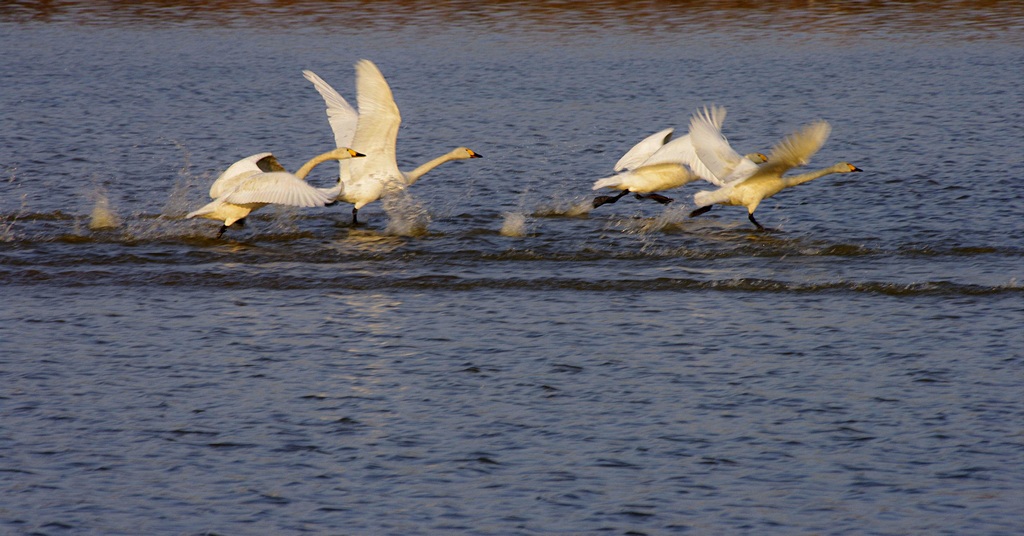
[1,167,26,241]
[382,189,430,237]
[87,187,121,231]
[500,212,529,237]
[532,193,593,218]
[1,195,27,242]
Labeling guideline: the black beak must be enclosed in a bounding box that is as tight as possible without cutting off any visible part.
[851,166,863,172]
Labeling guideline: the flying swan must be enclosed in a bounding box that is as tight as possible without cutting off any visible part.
[687,106,862,230]
[187,147,364,237]
[592,107,766,209]
[304,61,482,225]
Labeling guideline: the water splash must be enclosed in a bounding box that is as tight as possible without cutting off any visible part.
[88,194,121,231]
[500,212,529,237]
[1,195,27,242]
[620,204,693,234]
[532,193,593,218]
[383,190,430,237]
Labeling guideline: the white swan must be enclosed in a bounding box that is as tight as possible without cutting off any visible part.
[688,115,862,230]
[187,147,364,238]
[592,109,767,209]
[303,61,481,224]
[685,105,770,187]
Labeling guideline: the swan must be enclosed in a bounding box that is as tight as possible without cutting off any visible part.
[592,109,767,209]
[187,147,364,238]
[304,61,481,225]
[688,115,862,230]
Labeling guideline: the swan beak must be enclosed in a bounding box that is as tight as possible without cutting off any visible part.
[468,150,482,158]
[348,149,366,158]
[849,164,863,172]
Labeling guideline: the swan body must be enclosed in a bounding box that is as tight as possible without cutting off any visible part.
[689,116,862,229]
[304,61,481,224]
[188,147,364,237]
[592,114,766,209]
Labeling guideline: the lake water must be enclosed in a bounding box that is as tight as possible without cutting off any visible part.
[1,1,1022,534]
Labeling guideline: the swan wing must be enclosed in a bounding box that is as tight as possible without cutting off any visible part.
[688,105,745,185]
[223,172,335,208]
[641,134,720,184]
[303,69,358,149]
[349,59,403,187]
[759,120,832,176]
[613,128,673,171]
[718,157,763,186]
[304,70,359,183]
[209,153,280,198]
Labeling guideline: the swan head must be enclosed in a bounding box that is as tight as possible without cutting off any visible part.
[331,147,366,159]
[836,162,862,173]
[745,152,769,163]
[452,147,482,159]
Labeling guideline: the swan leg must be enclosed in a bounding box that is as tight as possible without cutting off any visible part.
[351,207,359,225]
[689,205,713,218]
[592,189,631,209]
[635,193,674,205]
[216,225,228,239]
[748,212,766,230]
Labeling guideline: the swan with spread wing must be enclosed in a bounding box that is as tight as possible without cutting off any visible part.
[187,147,363,238]
[303,61,481,225]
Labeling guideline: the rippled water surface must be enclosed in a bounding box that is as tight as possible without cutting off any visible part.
[2,1,1022,534]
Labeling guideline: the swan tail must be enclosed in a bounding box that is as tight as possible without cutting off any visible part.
[592,175,624,191]
[693,187,731,208]
[186,201,218,219]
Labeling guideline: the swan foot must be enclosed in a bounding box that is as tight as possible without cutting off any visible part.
[592,189,630,209]
[351,207,360,226]
[748,212,766,231]
[325,201,338,207]
[216,225,228,239]
[635,193,674,205]
[689,205,713,218]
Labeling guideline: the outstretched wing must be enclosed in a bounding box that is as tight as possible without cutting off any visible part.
[349,59,403,187]
[688,105,771,186]
[640,134,721,185]
[757,120,832,177]
[688,105,747,185]
[224,172,336,207]
[613,128,673,172]
[303,69,358,149]
[209,152,280,199]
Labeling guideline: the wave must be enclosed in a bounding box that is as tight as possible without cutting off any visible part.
[2,264,1019,297]
[2,207,1021,297]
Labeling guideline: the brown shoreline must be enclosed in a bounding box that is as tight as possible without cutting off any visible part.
[3,0,1023,38]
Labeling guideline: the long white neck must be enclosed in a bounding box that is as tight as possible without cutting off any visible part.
[295,150,345,180]
[781,163,848,188]
[404,150,461,185]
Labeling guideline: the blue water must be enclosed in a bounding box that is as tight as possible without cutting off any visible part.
[1,2,1022,534]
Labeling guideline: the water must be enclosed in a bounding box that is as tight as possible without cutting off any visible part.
[2,1,1022,534]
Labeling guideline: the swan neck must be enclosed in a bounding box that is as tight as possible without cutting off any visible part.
[782,166,839,188]
[294,151,337,180]
[405,152,457,185]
